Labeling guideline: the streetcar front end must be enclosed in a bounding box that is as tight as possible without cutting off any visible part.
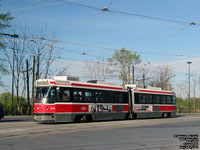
[34,80,57,123]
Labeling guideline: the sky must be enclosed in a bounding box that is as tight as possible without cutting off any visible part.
[1,0,200,96]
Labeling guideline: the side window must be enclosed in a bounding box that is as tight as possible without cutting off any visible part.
[161,95,167,104]
[172,96,176,104]
[154,95,161,104]
[85,90,94,103]
[95,91,104,103]
[134,93,139,104]
[56,87,71,102]
[105,91,114,103]
[73,89,84,102]
[146,94,153,104]
[167,96,172,104]
[139,94,146,104]
[123,92,129,103]
[115,92,123,103]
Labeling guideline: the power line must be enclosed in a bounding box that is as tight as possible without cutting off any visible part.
[2,37,199,58]
[7,0,70,12]
[44,0,197,26]
[45,38,189,57]
[3,36,200,59]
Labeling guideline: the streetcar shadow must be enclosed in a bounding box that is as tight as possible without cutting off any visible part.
[0,116,34,122]
[0,119,26,122]
[36,115,185,125]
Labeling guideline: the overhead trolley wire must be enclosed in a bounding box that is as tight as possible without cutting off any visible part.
[1,37,197,58]
[45,38,186,57]
[44,0,197,26]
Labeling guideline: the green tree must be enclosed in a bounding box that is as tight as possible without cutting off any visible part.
[0,5,13,86]
[0,62,8,86]
[109,48,141,85]
[0,93,29,115]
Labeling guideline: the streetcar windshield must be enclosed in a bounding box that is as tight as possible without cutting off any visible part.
[35,87,55,104]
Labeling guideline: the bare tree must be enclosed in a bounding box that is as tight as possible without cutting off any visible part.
[135,63,151,88]
[173,82,188,98]
[30,31,57,79]
[56,66,69,76]
[84,58,113,81]
[191,76,198,112]
[1,24,32,114]
[0,24,57,114]
[150,65,175,90]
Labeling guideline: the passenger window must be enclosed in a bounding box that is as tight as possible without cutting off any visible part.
[105,91,114,103]
[161,96,167,104]
[73,90,84,102]
[95,91,104,103]
[167,96,172,104]
[56,87,70,102]
[134,93,139,104]
[85,90,94,103]
[115,92,123,103]
[154,95,161,104]
[123,92,129,103]
[146,94,153,104]
[139,94,146,104]
[172,96,176,104]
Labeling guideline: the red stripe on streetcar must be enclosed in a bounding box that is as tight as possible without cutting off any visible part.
[71,83,123,90]
[34,104,56,113]
[34,104,89,113]
[160,105,176,111]
[112,105,116,112]
[138,89,173,94]
[50,81,56,85]
[123,105,129,112]
[56,104,88,113]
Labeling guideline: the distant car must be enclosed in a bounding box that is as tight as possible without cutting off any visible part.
[0,103,4,120]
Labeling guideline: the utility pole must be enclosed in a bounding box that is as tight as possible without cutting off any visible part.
[26,59,30,114]
[11,47,15,115]
[36,54,40,80]
[1,33,18,115]
[187,61,192,113]
[132,66,135,84]
[31,56,36,115]
[142,71,145,88]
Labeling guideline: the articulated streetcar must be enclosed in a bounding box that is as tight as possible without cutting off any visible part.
[34,76,176,123]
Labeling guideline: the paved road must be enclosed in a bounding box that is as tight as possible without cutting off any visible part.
[0,114,200,150]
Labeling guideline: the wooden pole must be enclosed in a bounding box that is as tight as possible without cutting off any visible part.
[31,56,35,115]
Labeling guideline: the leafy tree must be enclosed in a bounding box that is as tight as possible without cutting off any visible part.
[0,6,13,86]
[0,12,13,30]
[0,93,29,115]
[0,62,8,86]
[109,48,141,85]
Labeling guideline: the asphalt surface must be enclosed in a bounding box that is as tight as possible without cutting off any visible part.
[0,114,200,150]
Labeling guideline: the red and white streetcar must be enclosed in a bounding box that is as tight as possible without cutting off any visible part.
[34,76,176,123]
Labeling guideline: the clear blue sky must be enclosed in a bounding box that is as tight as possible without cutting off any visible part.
[1,0,200,94]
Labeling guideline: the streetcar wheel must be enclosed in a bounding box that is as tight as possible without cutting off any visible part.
[74,115,82,123]
[162,113,170,118]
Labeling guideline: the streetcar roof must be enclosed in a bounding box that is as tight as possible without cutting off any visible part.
[36,78,127,91]
[36,77,175,94]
